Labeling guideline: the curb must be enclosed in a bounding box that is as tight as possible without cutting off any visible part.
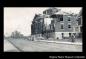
[36,40,82,45]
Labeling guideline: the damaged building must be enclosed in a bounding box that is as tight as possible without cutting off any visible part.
[31,8,82,40]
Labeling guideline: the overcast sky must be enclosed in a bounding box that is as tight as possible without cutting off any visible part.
[4,7,82,36]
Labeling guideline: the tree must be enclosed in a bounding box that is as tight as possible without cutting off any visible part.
[11,30,24,38]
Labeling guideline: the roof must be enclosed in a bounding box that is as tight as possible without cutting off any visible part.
[54,11,71,15]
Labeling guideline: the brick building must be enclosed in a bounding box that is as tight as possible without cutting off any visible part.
[31,8,82,39]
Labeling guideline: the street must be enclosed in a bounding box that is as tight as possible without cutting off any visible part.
[4,38,82,52]
[4,39,20,52]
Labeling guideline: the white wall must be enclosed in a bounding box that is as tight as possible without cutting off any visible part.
[55,32,62,39]
[55,32,76,39]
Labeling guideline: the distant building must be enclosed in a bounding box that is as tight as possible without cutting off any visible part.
[31,8,82,39]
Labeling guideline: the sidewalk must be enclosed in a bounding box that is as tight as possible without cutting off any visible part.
[36,40,82,45]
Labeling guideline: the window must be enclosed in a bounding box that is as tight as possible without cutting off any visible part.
[61,24,63,29]
[68,25,71,28]
[68,17,70,21]
[62,33,64,37]
[60,17,63,21]
[62,33,64,35]
[69,33,71,36]
[75,27,79,32]
[59,15,63,21]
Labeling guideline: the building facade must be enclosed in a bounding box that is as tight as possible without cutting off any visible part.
[31,8,82,39]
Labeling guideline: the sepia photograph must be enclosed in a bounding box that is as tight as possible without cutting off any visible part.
[4,7,82,52]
